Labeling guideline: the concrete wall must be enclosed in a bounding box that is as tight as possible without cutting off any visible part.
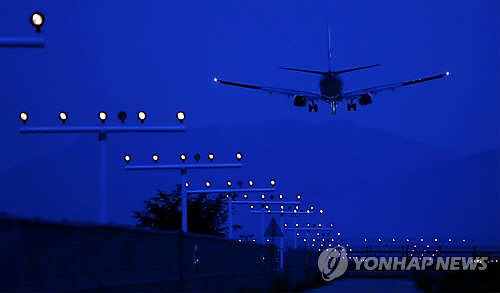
[0,217,320,292]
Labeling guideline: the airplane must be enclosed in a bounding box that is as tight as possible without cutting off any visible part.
[214,27,449,115]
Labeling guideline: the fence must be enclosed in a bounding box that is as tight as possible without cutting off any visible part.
[0,217,320,292]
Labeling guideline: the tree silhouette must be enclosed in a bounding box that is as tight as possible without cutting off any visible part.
[134,184,229,237]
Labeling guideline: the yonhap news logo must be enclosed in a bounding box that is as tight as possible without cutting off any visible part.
[318,247,490,281]
[317,246,348,281]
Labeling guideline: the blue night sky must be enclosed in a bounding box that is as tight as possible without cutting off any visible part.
[1,1,498,243]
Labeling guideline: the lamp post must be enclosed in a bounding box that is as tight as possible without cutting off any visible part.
[19,111,185,223]
[125,153,243,233]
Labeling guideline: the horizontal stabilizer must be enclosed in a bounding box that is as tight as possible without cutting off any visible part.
[280,64,380,75]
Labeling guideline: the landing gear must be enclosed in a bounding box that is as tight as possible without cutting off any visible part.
[331,103,337,115]
[347,103,357,111]
[308,103,318,112]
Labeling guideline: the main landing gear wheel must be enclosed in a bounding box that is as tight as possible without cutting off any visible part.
[308,104,319,112]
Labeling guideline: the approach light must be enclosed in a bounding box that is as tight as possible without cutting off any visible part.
[250,205,254,209]
[194,153,201,162]
[406,239,410,242]
[59,112,68,123]
[310,205,314,210]
[137,111,147,123]
[243,194,248,200]
[176,111,185,123]
[307,223,310,227]
[446,71,450,76]
[306,210,310,213]
[185,182,189,188]
[270,179,276,186]
[296,223,299,227]
[205,181,211,188]
[392,239,396,242]
[295,205,299,210]
[124,155,131,164]
[118,111,127,123]
[180,154,187,162]
[284,223,288,227]
[337,232,341,236]
[208,153,214,161]
[226,194,230,198]
[364,238,367,242]
[319,209,324,214]
[279,194,283,200]
[265,205,269,209]
[30,12,44,32]
[213,77,218,82]
[99,112,107,123]
[318,224,322,227]
[463,239,466,243]
[227,181,232,187]
[248,180,254,186]
[152,154,159,163]
[297,194,301,200]
[420,238,424,242]
[449,238,452,242]
[293,210,297,213]
[19,112,29,124]
[280,205,284,210]
[236,152,242,161]
[261,194,265,200]
[378,238,382,242]
[434,238,438,242]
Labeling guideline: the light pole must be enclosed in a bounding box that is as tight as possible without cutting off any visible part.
[125,153,243,233]
[186,183,276,239]
[19,111,185,223]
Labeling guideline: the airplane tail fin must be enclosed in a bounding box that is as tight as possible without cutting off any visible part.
[280,64,380,76]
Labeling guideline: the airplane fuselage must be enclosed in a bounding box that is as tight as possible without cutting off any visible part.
[319,74,343,100]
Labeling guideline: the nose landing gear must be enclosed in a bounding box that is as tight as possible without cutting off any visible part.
[331,103,337,115]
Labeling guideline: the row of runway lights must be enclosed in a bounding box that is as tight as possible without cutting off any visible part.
[19,111,186,124]
[364,238,467,243]
[124,152,241,164]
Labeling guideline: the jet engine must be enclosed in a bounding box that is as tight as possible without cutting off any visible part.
[293,96,307,107]
[358,93,373,105]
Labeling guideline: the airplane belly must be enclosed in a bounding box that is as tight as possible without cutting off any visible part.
[319,75,343,98]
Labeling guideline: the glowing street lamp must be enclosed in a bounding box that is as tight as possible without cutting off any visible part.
[152,154,159,163]
[208,153,214,161]
[19,112,28,124]
[227,181,232,187]
[236,152,242,161]
[30,12,45,32]
[124,155,131,164]
[319,209,324,214]
[180,154,187,162]
[261,194,265,200]
[59,112,68,123]
[297,194,301,200]
[248,180,254,186]
[279,194,283,200]
[205,181,211,188]
[176,111,185,123]
[98,112,107,123]
[270,179,276,186]
[137,111,146,123]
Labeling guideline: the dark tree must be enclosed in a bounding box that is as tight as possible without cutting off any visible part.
[134,184,229,237]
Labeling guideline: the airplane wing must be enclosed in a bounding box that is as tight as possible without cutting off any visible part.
[343,72,449,100]
[214,78,322,101]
